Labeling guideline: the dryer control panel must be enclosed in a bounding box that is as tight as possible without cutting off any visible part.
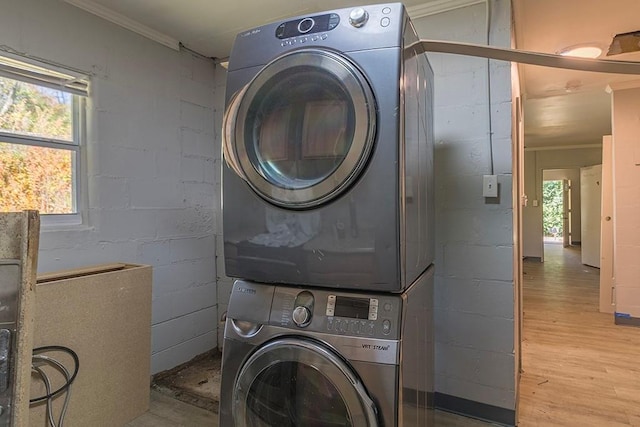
[275,13,340,39]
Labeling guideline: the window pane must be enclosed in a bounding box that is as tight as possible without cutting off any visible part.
[0,142,75,214]
[0,76,73,141]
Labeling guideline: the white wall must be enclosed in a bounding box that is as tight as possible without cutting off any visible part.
[413,1,515,412]
[610,86,640,319]
[523,148,602,258]
[1,0,218,373]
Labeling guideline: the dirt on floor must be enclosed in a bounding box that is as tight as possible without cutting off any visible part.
[151,349,222,413]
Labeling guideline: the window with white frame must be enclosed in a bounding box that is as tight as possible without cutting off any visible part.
[0,53,88,224]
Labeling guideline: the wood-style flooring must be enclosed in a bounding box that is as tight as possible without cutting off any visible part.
[519,244,640,426]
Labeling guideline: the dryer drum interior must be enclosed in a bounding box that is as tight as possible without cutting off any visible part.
[223,49,377,209]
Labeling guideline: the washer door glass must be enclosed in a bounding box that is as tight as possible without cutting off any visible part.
[224,49,376,209]
[234,338,378,427]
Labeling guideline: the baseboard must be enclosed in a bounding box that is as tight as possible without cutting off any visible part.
[435,393,515,426]
[615,313,640,327]
[403,388,434,408]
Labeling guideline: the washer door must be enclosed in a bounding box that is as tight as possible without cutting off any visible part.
[233,337,379,426]
[223,48,377,209]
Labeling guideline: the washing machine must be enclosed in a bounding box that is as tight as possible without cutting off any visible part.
[222,3,434,292]
[219,266,434,426]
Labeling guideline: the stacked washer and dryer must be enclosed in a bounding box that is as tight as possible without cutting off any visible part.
[220,3,435,426]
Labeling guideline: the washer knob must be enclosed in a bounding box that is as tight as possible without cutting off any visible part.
[292,306,311,327]
[349,8,369,28]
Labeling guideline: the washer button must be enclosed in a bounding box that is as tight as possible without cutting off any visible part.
[327,319,334,331]
[381,17,391,27]
[382,319,391,335]
[384,302,392,312]
[382,7,391,14]
[321,34,328,40]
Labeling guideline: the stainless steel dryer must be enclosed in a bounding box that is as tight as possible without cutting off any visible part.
[222,3,434,292]
[219,266,434,426]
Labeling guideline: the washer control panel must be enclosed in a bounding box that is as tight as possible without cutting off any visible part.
[325,294,398,337]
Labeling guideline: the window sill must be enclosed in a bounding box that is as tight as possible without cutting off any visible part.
[41,214,92,232]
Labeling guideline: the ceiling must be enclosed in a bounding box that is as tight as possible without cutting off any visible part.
[514,0,640,148]
[64,0,640,149]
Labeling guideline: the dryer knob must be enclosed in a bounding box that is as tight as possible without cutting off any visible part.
[349,8,369,28]
[292,306,311,327]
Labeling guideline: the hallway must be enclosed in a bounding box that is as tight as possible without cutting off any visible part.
[519,244,640,426]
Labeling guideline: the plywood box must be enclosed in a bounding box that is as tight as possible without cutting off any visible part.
[30,263,152,427]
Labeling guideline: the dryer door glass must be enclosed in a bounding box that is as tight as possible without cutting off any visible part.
[234,338,378,426]
[227,49,376,209]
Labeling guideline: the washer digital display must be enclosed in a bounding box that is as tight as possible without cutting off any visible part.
[327,295,378,320]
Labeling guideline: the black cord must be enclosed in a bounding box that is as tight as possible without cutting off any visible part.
[30,346,79,404]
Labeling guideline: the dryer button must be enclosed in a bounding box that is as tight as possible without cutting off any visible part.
[381,17,391,28]
[349,7,369,27]
[382,7,391,14]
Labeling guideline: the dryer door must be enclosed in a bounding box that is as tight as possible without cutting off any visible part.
[223,48,376,209]
[233,337,379,426]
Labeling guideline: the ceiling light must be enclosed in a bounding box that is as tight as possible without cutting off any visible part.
[559,44,602,59]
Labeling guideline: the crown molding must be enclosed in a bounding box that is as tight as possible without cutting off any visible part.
[606,79,640,93]
[407,0,485,19]
[63,0,180,51]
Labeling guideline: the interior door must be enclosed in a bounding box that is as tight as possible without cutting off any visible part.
[600,136,615,313]
[580,165,602,268]
[233,337,378,426]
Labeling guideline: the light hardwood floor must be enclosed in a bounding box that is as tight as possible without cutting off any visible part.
[519,244,640,426]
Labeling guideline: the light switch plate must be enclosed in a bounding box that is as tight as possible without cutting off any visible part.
[483,175,498,197]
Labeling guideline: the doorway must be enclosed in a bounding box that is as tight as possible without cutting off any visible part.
[542,179,565,245]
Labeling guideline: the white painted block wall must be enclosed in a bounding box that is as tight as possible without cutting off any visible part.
[413,1,515,410]
[1,0,219,373]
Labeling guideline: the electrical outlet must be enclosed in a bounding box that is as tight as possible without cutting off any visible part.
[483,175,498,198]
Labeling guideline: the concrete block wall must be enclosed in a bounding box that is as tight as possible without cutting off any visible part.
[413,1,516,411]
[1,0,218,373]
[213,66,233,347]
